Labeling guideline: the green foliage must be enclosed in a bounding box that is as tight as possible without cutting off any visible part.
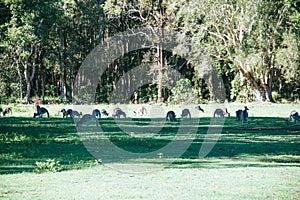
[169,79,197,103]
[230,74,255,103]
[0,0,299,103]
[276,32,300,83]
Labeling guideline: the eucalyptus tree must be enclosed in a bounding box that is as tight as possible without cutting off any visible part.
[2,0,62,103]
[55,0,104,102]
[102,0,177,103]
[173,0,299,102]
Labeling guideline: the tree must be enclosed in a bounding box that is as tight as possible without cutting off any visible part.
[173,0,300,102]
[2,0,61,103]
[102,0,175,103]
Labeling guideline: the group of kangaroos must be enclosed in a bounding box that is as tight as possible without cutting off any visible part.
[32,103,250,127]
[1,103,299,127]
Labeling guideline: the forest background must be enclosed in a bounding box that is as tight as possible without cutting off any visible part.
[0,0,299,105]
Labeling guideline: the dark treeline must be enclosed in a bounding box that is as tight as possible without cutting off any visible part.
[0,0,299,104]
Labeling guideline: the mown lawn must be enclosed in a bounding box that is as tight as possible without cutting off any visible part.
[0,104,299,199]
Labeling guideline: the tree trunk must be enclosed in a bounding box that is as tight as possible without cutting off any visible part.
[69,62,72,101]
[157,27,164,103]
[156,0,165,103]
[157,40,163,103]
[24,44,39,104]
[60,27,67,101]
[25,80,31,104]
[237,65,274,102]
[15,60,23,101]
[42,65,45,102]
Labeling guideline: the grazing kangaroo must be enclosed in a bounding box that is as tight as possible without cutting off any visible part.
[76,114,99,127]
[214,108,230,118]
[2,107,12,116]
[181,108,191,119]
[101,109,109,116]
[60,109,81,118]
[195,105,204,112]
[133,105,147,115]
[290,110,299,123]
[166,111,176,121]
[34,105,50,118]
[112,107,126,118]
[236,106,249,123]
[92,109,101,118]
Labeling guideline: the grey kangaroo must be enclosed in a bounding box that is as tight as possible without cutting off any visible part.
[214,108,230,118]
[236,106,249,123]
[34,105,49,118]
[92,109,101,118]
[166,111,176,121]
[181,108,191,119]
[60,109,82,118]
[112,107,127,118]
[290,110,300,123]
[76,114,99,127]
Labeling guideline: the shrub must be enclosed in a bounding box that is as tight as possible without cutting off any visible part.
[35,159,62,173]
[169,79,198,104]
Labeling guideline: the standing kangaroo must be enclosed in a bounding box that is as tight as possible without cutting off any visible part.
[92,109,101,119]
[213,108,230,118]
[34,104,49,118]
[181,108,191,119]
[236,106,249,123]
[166,111,176,121]
[76,114,99,127]
[112,107,126,118]
[290,110,300,123]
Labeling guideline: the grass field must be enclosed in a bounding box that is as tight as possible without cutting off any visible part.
[0,103,299,199]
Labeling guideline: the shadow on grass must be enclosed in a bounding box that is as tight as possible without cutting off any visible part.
[0,116,299,174]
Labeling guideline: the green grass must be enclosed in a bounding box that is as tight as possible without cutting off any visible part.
[0,115,299,173]
[0,104,299,199]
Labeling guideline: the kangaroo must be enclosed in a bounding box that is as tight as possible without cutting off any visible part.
[290,110,299,123]
[72,110,82,118]
[34,105,50,118]
[60,109,82,118]
[214,108,230,118]
[181,108,191,119]
[101,109,109,116]
[2,107,12,116]
[195,105,204,112]
[76,114,99,127]
[92,109,101,118]
[60,109,72,118]
[112,107,126,118]
[236,106,249,123]
[166,111,176,121]
[133,105,147,116]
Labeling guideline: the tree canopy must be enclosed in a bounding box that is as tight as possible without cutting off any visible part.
[0,0,299,104]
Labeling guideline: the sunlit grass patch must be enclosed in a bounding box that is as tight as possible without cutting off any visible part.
[0,114,299,174]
